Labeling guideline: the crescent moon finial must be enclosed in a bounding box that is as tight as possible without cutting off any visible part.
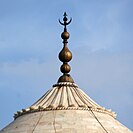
[59,12,72,28]
[58,13,74,83]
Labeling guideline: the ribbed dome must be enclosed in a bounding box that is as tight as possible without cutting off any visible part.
[1,82,133,133]
[13,82,116,119]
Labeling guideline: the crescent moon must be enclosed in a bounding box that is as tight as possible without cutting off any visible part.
[66,18,72,25]
[59,19,64,25]
[59,18,72,26]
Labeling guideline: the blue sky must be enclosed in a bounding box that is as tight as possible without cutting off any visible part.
[0,0,133,131]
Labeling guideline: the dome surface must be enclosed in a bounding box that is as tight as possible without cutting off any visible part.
[0,82,133,133]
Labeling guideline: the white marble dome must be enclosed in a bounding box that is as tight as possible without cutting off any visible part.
[0,82,132,133]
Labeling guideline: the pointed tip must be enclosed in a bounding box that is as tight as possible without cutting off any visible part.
[63,12,67,16]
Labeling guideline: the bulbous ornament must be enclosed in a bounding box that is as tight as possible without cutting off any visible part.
[59,46,72,62]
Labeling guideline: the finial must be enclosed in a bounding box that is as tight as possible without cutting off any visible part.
[59,12,72,32]
[58,12,74,83]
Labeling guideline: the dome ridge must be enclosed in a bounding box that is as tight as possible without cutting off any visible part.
[14,82,116,119]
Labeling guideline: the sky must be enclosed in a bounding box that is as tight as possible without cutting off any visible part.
[0,0,133,131]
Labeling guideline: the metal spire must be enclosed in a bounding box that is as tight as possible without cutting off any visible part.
[58,12,74,83]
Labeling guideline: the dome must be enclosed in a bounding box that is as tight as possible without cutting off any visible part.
[0,82,132,133]
[0,12,132,133]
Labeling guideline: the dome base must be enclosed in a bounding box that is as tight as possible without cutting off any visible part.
[1,110,132,133]
[58,74,74,83]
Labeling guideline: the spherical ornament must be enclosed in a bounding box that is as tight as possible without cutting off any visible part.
[63,16,67,22]
[60,63,71,73]
[61,32,70,40]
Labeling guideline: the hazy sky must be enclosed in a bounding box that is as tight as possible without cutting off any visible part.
[0,0,133,131]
